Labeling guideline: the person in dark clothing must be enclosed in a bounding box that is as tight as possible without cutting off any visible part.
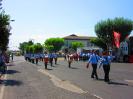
[48,53,54,66]
[53,53,58,64]
[0,53,6,74]
[11,53,14,61]
[44,54,49,69]
[68,54,73,68]
[87,51,100,80]
[101,51,112,82]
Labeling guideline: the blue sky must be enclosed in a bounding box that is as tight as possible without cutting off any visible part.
[3,0,133,50]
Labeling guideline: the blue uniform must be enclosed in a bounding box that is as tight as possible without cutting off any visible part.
[88,53,100,79]
[48,53,54,66]
[101,55,112,82]
[88,54,100,64]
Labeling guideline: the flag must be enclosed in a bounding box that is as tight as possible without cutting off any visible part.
[113,31,121,48]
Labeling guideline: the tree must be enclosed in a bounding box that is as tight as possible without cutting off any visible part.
[44,45,54,53]
[44,38,64,52]
[33,43,43,53]
[90,38,107,50]
[0,11,11,51]
[95,17,133,49]
[19,42,28,54]
[19,40,34,54]
[27,45,34,54]
[71,42,84,51]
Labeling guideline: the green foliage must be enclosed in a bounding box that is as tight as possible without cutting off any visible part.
[44,38,64,52]
[19,42,28,54]
[45,45,54,53]
[95,17,133,48]
[0,11,10,51]
[113,17,133,41]
[33,43,43,53]
[71,42,84,51]
[28,45,35,53]
[90,38,107,50]
[19,40,34,54]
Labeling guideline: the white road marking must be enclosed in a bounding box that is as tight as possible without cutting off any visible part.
[38,69,103,99]
[38,69,86,94]
[125,80,133,83]
[93,94,103,99]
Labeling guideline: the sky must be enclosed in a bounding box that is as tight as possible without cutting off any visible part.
[2,0,133,50]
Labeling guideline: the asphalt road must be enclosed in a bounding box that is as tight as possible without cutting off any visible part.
[0,57,97,99]
[0,56,133,99]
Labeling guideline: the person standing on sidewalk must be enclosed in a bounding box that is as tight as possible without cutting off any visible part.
[87,50,100,80]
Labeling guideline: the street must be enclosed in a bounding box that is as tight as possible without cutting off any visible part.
[0,56,133,99]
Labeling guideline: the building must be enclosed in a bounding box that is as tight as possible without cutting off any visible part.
[118,36,133,62]
[120,41,128,55]
[120,36,133,55]
[63,34,100,53]
[63,34,96,48]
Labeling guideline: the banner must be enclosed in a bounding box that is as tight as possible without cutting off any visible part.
[113,31,121,48]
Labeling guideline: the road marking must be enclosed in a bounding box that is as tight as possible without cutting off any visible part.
[93,94,103,99]
[38,69,103,99]
[125,80,133,83]
[38,69,86,94]
[0,73,7,99]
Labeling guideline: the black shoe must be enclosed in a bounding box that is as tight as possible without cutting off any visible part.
[104,79,110,82]
[96,77,99,80]
[91,76,94,78]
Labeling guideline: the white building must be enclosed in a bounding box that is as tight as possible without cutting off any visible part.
[63,34,96,48]
[63,34,100,53]
[120,41,128,55]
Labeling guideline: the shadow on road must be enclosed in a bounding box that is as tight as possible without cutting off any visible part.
[6,70,20,74]
[70,67,79,69]
[97,79,133,87]
[97,78,104,81]
[46,68,53,70]
[0,80,23,86]
[108,81,129,86]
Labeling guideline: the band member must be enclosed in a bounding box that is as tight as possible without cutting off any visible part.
[101,51,112,82]
[48,53,54,66]
[87,50,100,80]
[68,54,73,68]
[44,54,49,69]
[53,53,58,64]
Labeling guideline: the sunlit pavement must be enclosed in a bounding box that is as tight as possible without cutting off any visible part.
[37,58,133,99]
[0,56,133,99]
[0,56,97,99]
